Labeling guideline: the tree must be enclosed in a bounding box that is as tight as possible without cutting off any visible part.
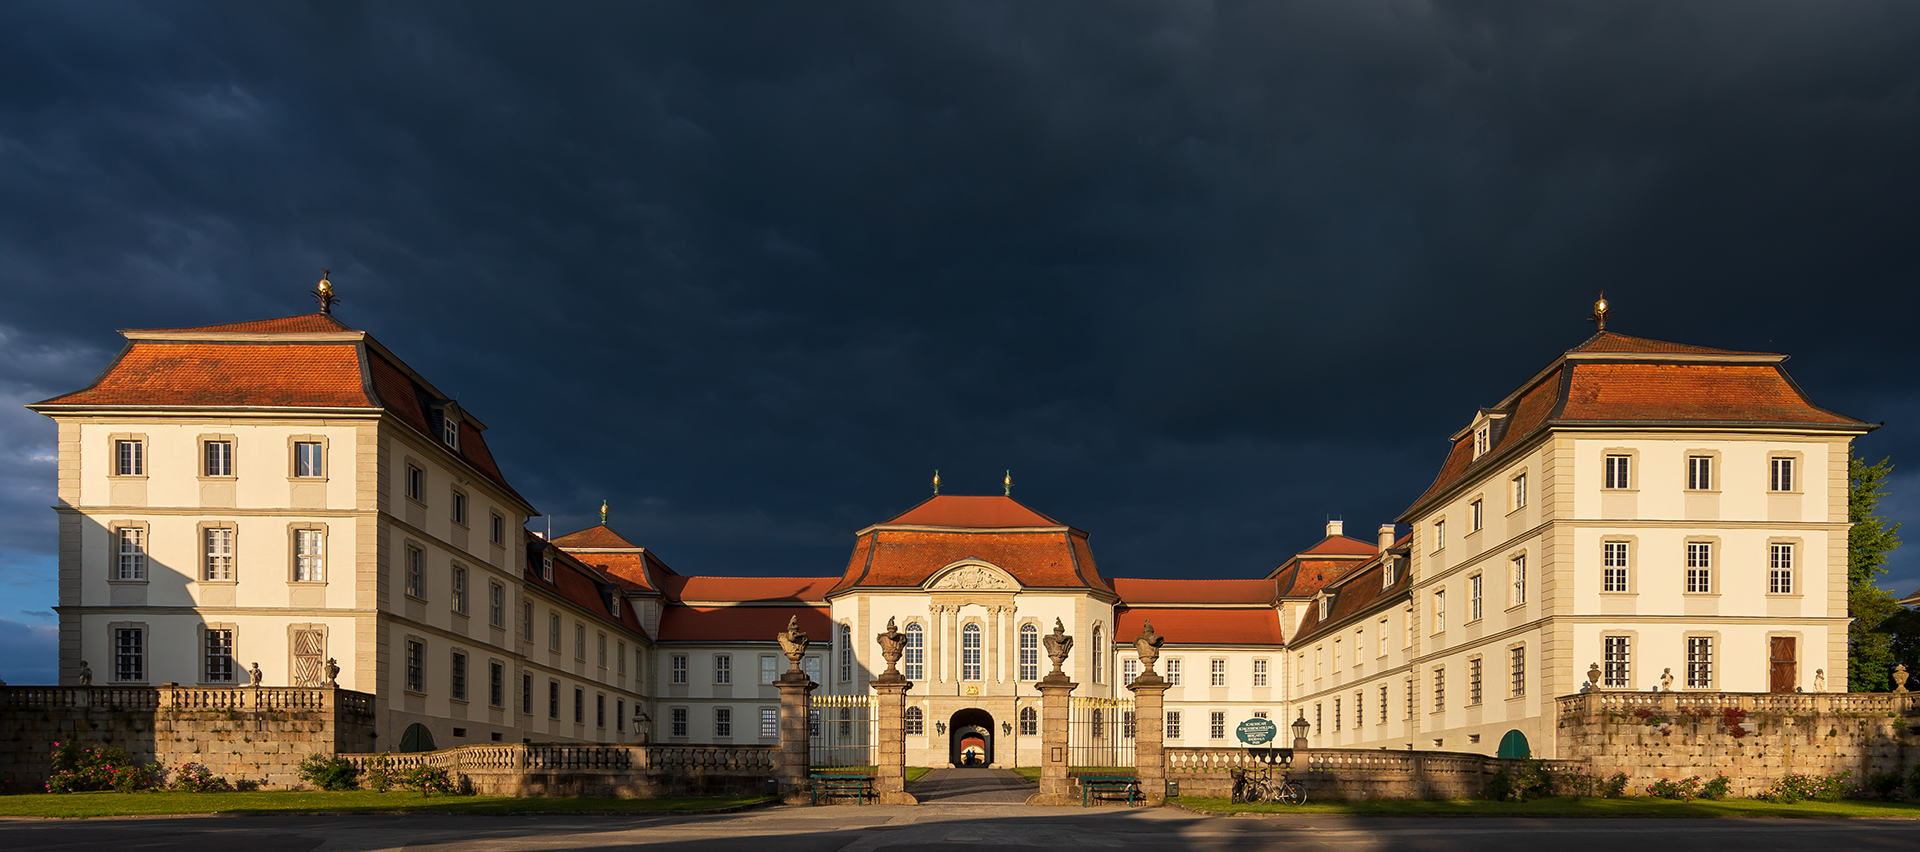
[1847,450,1902,691]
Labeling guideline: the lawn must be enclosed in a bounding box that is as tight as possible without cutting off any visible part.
[0,790,774,820]
[811,767,933,783]
[1011,767,1041,784]
[1172,795,1920,819]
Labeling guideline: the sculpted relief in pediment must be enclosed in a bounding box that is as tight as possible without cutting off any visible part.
[927,564,1018,591]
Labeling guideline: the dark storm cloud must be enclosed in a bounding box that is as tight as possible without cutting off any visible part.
[3,1,1919,607]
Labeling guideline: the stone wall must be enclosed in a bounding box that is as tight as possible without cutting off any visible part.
[338,743,777,798]
[1164,747,1583,801]
[0,685,376,791]
[1555,690,1920,797]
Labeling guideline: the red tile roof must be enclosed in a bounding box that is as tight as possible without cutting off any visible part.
[35,342,374,408]
[1297,535,1381,557]
[133,313,353,334]
[657,605,831,643]
[1270,559,1355,597]
[1571,331,1765,355]
[1109,578,1277,605]
[1291,550,1411,645]
[526,543,652,640]
[365,350,523,502]
[664,576,836,603]
[831,528,1113,593]
[1115,608,1285,646]
[881,495,1062,528]
[552,525,642,550]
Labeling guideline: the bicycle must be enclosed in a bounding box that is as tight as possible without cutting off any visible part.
[1231,766,1307,805]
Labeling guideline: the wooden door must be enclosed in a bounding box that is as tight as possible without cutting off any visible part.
[292,629,325,686]
[1769,636,1797,693]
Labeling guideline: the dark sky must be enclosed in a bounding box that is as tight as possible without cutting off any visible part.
[3,2,1918,683]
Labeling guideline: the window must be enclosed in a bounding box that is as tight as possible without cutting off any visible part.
[1165,657,1182,686]
[1122,658,1138,686]
[204,628,234,683]
[1513,473,1527,509]
[764,707,782,737]
[522,674,532,714]
[548,613,561,652]
[596,694,606,728]
[1770,456,1795,492]
[1404,677,1415,719]
[962,623,982,681]
[1333,639,1342,671]
[597,634,607,668]
[1317,595,1330,621]
[1210,658,1227,687]
[1473,425,1490,459]
[490,513,503,545]
[574,623,585,660]
[1091,627,1104,682]
[904,622,924,680]
[405,546,425,598]
[293,528,325,582]
[1687,637,1713,688]
[1510,646,1526,697]
[619,642,629,676]
[1432,666,1445,712]
[1686,542,1713,593]
[548,681,560,719]
[1770,543,1795,593]
[671,654,688,684]
[838,708,853,737]
[1123,711,1138,738]
[1603,635,1630,687]
[452,491,468,526]
[1602,542,1629,592]
[574,688,584,724]
[1378,617,1389,657]
[1165,710,1182,739]
[1352,693,1362,727]
[116,439,144,476]
[451,651,467,701]
[489,583,504,627]
[540,551,553,581]
[116,528,146,581]
[1380,684,1389,723]
[406,640,425,692]
[523,601,534,641]
[1511,555,1527,605]
[1688,455,1713,491]
[1432,590,1445,633]
[204,440,233,477]
[114,627,144,682]
[1210,710,1226,739]
[1469,657,1482,705]
[1333,699,1341,731]
[442,416,460,450]
[295,442,324,478]
[1019,624,1039,680]
[488,661,503,707]
[204,527,235,581]
[1253,658,1268,687]
[1469,574,1483,621]
[670,707,688,737]
[405,464,424,501]
[838,623,853,682]
[1470,499,1483,532]
[714,654,732,685]
[1604,454,1631,489]
[760,654,776,685]
[1382,556,1396,588]
[452,565,468,614]
[1314,704,1321,734]
[617,699,625,732]
[1431,519,1445,552]
[1019,706,1039,736]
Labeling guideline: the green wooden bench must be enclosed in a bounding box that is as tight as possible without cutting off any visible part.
[810,772,873,805]
[1078,774,1139,806]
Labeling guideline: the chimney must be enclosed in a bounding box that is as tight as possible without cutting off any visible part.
[1325,519,1344,538]
[1379,524,1396,553]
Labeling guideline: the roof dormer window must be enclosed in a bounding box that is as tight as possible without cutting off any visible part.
[1382,556,1397,590]
[442,417,460,450]
[1472,425,1490,459]
[1317,594,1331,621]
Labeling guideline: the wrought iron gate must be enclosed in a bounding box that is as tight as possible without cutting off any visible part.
[1068,696,1134,768]
[809,693,875,768]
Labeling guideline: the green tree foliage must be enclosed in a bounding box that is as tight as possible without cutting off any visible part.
[1848,451,1903,691]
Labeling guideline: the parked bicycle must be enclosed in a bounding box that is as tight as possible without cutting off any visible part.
[1231,765,1307,805]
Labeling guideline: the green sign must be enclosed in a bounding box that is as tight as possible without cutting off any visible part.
[1235,717,1278,746]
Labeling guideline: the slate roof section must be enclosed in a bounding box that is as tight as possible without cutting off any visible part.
[1289,540,1414,646]
[657,606,832,643]
[1115,607,1285,646]
[525,539,653,641]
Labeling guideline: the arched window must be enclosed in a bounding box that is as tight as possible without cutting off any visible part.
[1019,623,1039,681]
[904,622,924,681]
[904,705,924,736]
[962,623,982,681]
[1018,706,1038,736]
[838,622,853,682]
[1091,627,1104,683]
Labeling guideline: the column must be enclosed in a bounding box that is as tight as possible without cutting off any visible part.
[948,607,960,687]
[776,667,817,803]
[871,671,919,804]
[987,607,1001,684]
[1025,670,1078,805]
[1003,608,1017,684]
[1129,668,1169,804]
[928,606,944,684]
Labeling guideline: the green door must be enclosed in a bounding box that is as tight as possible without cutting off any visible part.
[1496,729,1529,759]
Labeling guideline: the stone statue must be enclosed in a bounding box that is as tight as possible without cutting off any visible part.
[323,657,341,687]
[1814,668,1826,692]
[248,662,264,686]
[1584,662,1601,692]
[77,661,92,686]
[876,617,907,675]
[1895,664,1910,694]
[1133,620,1165,673]
[777,615,810,673]
[1659,668,1673,692]
[1041,618,1073,676]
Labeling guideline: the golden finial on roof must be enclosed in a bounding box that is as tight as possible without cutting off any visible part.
[1588,289,1610,332]
[600,500,609,525]
[1004,470,1013,497]
[932,470,941,496]
[312,269,339,314]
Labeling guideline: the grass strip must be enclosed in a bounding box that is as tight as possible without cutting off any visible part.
[1172,795,1920,819]
[0,790,774,820]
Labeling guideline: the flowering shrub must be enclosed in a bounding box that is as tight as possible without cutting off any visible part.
[297,754,361,791]
[398,765,455,796]
[1756,771,1855,803]
[1598,772,1630,798]
[1699,774,1732,800]
[364,754,395,792]
[1647,776,1703,800]
[45,742,159,793]
[166,762,233,793]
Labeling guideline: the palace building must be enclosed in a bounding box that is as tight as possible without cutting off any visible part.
[28,294,1872,763]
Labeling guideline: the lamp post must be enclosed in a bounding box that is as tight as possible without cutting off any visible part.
[1291,710,1311,752]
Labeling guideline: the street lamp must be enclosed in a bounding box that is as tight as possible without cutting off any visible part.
[1291,710,1311,750]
